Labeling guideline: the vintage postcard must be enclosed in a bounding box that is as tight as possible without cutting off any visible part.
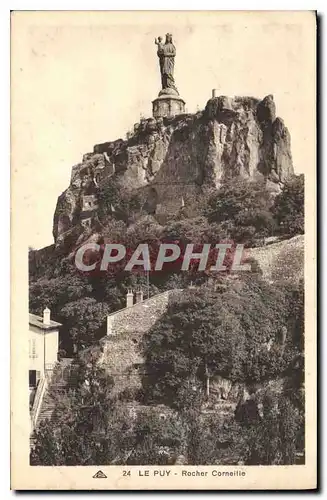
[11,10,317,490]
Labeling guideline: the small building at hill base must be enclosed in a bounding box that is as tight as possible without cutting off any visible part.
[29,308,61,388]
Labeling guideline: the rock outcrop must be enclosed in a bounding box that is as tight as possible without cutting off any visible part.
[53,94,293,246]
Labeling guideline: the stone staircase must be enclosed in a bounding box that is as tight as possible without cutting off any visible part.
[36,392,54,424]
[33,358,76,431]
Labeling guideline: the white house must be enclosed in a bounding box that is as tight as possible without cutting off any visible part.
[29,308,61,388]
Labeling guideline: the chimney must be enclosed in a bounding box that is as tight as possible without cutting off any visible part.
[43,307,51,325]
[126,289,134,308]
[135,289,144,304]
[212,89,219,98]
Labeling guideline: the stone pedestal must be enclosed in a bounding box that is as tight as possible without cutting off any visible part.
[152,93,186,119]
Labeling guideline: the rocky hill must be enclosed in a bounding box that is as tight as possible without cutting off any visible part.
[53,94,293,249]
[30,93,304,469]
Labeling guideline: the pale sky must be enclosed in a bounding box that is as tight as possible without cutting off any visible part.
[11,11,316,249]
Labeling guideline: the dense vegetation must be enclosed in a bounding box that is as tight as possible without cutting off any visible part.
[30,174,305,466]
[29,174,304,352]
[142,277,303,406]
[31,319,304,466]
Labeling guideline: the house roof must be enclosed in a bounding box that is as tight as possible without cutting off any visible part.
[29,313,62,331]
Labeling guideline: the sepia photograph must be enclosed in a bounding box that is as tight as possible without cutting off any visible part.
[10,10,316,490]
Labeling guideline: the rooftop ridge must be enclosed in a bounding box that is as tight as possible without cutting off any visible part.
[107,288,183,318]
[29,313,62,330]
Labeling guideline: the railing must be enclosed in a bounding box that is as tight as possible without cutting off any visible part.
[30,376,47,431]
[46,361,74,385]
[45,363,56,382]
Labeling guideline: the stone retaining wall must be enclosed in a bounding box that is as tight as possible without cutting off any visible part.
[100,290,182,395]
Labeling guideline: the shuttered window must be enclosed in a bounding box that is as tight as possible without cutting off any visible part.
[29,339,37,359]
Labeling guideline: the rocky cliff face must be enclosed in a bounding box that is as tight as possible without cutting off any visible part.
[53,94,293,245]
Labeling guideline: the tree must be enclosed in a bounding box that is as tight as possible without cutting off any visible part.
[30,420,63,465]
[240,392,301,465]
[142,287,245,406]
[162,217,210,244]
[273,174,304,236]
[204,178,276,246]
[142,277,294,407]
[29,274,93,316]
[182,410,222,465]
[127,410,186,465]
[125,215,163,248]
[97,177,129,222]
[100,218,127,243]
[31,359,134,465]
[60,298,110,350]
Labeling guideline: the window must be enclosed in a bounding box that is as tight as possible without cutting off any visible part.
[29,339,37,359]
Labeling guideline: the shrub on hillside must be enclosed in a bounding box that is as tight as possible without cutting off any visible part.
[273,174,304,236]
[142,278,294,407]
[204,178,276,246]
